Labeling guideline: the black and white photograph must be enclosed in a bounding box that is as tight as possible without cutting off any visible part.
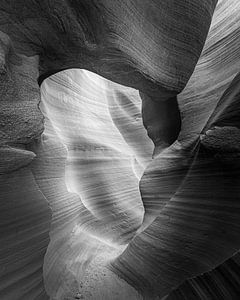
[0,1,240,299]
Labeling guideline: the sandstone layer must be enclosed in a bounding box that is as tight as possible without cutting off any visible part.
[0,0,240,299]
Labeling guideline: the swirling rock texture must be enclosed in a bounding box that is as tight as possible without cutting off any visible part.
[0,0,240,299]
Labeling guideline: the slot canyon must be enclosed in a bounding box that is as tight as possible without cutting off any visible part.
[0,0,240,299]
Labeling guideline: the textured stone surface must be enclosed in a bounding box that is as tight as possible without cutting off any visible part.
[0,32,50,299]
[36,69,151,299]
[0,0,240,299]
[0,0,217,96]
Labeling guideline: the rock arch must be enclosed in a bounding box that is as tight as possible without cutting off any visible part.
[1,0,240,299]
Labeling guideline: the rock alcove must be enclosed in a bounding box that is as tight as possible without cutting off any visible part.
[1,0,240,299]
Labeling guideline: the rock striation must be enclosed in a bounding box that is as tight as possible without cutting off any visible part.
[0,0,240,299]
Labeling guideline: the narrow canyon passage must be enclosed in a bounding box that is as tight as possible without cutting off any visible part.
[34,69,153,299]
[1,0,240,299]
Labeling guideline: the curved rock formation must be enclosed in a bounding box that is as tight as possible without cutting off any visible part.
[0,31,50,300]
[1,0,240,299]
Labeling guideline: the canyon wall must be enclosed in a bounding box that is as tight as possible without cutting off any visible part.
[1,0,240,299]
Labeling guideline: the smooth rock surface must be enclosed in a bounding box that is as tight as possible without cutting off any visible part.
[0,0,240,299]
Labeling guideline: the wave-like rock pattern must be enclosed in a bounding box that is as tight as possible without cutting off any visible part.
[40,69,149,239]
[140,0,240,237]
[0,0,240,299]
[29,69,154,299]
[0,0,217,97]
[168,251,240,299]
[112,1,240,298]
